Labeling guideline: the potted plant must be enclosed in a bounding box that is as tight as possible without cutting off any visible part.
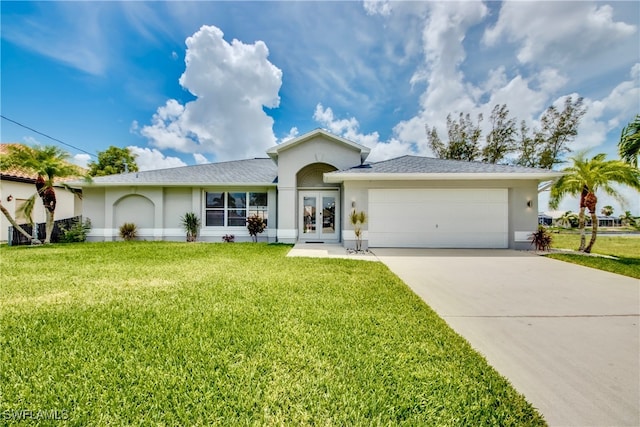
[180,212,201,242]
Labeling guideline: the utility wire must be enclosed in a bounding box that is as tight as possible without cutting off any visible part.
[1,114,97,158]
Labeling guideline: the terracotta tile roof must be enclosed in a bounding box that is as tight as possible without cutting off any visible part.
[0,143,86,184]
[0,143,37,181]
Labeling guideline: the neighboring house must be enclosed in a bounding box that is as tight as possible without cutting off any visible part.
[73,129,561,249]
[0,144,83,243]
[538,213,553,226]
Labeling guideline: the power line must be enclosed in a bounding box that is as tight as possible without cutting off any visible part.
[1,114,97,158]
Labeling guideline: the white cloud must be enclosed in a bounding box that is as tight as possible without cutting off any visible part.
[138,25,282,162]
[572,64,640,152]
[313,103,413,162]
[72,154,91,169]
[127,146,186,171]
[280,127,299,143]
[484,2,636,65]
[193,153,209,165]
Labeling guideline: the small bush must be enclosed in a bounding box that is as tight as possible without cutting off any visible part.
[222,234,235,243]
[180,212,201,242]
[59,218,92,243]
[530,225,552,251]
[246,214,266,242]
[119,222,138,241]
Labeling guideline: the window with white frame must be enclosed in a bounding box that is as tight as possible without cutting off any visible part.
[205,191,268,227]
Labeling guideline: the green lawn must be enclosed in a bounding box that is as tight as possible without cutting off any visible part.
[1,242,544,426]
[549,233,640,279]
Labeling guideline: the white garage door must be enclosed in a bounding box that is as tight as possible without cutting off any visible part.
[368,189,508,248]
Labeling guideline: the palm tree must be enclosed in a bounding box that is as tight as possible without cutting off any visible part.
[0,144,83,243]
[556,210,579,228]
[600,205,614,217]
[618,115,639,168]
[549,152,640,253]
[619,210,637,228]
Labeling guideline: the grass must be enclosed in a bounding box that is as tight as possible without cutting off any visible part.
[548,233,640,279]
[1,242,544,426]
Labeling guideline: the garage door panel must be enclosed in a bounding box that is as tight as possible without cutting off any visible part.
[368,189,508,248]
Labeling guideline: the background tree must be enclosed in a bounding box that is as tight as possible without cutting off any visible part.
[510,96,588,169]
[0,144,83,243]
[556,211,579,229]
[481,104,517,164]
[618,115,639,168]
[88,146,138,177]
[514,120,537,168]
[427,99,587,168]
[427,112,483,161]
[600,205,613,217]
[534,96,587,169]
[550,152,640,253]
[619,210,637,228]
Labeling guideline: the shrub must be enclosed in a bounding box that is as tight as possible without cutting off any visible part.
[246,214,266,242]
[180,212,201,242]
[59,218,92,243]
[349,210,367,251]
[530,225,552,251]
[222,234,235,243]
[119,222,138,241]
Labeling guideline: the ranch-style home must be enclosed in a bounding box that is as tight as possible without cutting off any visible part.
[76,129,561,250]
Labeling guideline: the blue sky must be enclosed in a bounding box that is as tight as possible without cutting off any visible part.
[2,1,639,212]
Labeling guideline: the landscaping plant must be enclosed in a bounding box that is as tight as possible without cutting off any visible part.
[530,225,553,251]
[180,212,201,242]
[246,214,266,242]
[119,222,138,241]
[59,217,92,243]
[349,210,367,251]
[222,234,235,243]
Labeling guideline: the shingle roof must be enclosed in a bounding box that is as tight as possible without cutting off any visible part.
[331,155,560,175]
[78,158,278,186]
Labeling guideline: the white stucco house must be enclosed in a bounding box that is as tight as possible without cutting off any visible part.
[75,129,561,249]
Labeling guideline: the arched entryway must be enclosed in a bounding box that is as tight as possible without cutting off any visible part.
[296,163,340,242]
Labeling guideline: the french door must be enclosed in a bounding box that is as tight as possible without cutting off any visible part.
[298,190,339,241]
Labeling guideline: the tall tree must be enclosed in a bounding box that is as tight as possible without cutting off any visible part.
[0,145,83,243]
[427,112,483,161]
[618,115,639,168]
[482,104,517,164]
[549,152,640,253]
[535,96,587,169]
[88,146,139,177]
[514,120,537,168]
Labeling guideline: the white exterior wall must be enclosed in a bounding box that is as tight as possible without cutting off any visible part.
[1,179,82,243]
[274,135,362,243]
[84,185,277,243]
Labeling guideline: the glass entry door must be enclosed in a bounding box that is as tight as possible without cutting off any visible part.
[299,191,339,241]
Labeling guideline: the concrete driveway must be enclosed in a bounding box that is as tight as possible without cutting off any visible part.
[373,249,639,427]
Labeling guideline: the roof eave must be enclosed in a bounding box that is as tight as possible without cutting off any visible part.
[324,172,564,183]
[73,181,278,188]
